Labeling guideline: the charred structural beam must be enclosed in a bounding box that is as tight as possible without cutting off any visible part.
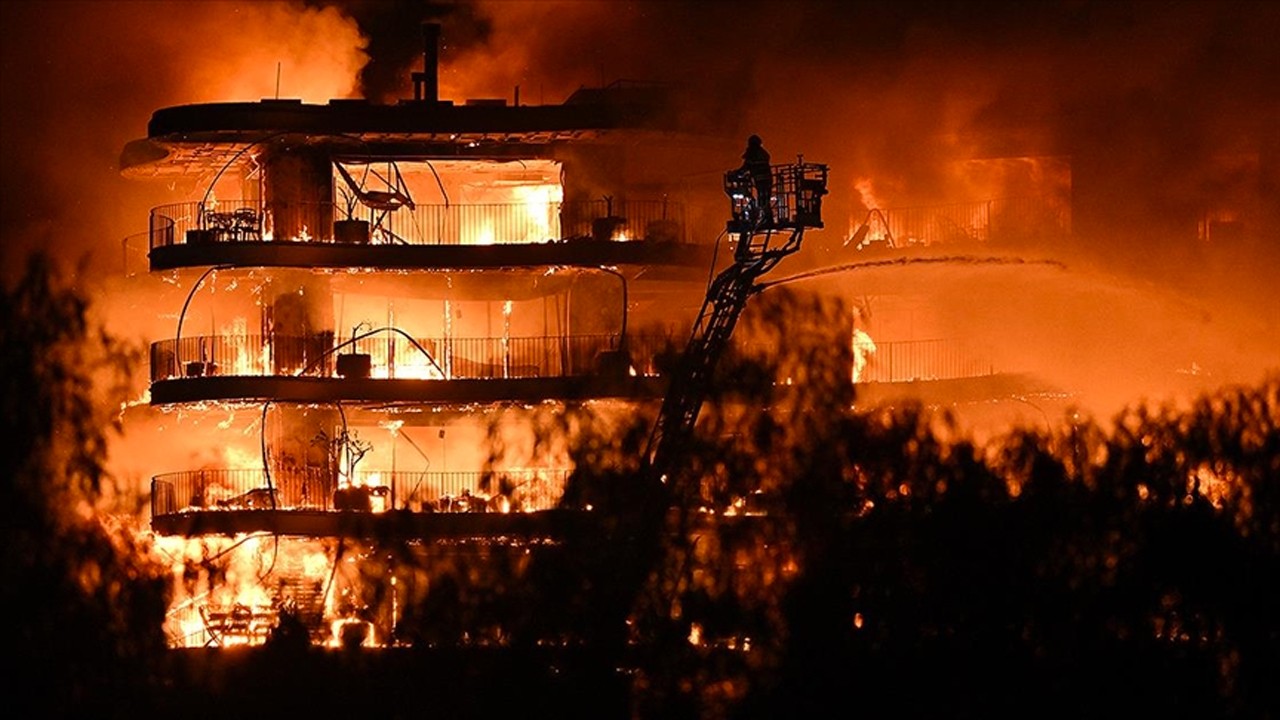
[148,376,668,406]
[146,100,676,139]
[148,240,713,273]
[150,507,601,541]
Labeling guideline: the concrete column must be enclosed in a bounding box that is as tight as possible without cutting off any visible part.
[263,143,333,241]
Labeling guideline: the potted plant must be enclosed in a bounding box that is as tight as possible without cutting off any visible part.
[316,428,374,511]
[185,339,218,377]
[336,323,373,378]
[334,186,370,244]
[591,195,627,241]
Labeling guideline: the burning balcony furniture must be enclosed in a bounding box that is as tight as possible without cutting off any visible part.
[334,159,415,245]
[192,206,263,243]
[437,488,489,513]
[215,487,277,510]
[200,603,276,646]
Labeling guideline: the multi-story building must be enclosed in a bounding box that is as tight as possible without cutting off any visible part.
[119,21,1088,650]
[120,24,732,648]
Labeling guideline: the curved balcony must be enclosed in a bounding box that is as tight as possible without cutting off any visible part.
[145,199,710,272]
[846,196,1070,250]
[852,337,1060,405]
[150,468,576,539]
[148,332,673,404]
[857,338,996,384]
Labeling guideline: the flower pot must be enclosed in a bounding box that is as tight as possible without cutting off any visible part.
[334,485,373,511]
[337,352,372,379]
[591,216,626,242]
[185,361,217,377]
[334,219,370,244]
[594,348,633,378]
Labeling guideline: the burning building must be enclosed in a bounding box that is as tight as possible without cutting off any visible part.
[112,16,1097,648]
[9,3,1279,715]
[118,23,741,649]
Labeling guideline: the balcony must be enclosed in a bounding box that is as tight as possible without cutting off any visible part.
[150,468,578,538]
[857,338,996,384]
[846,196,1071,250]
[148,198,687,249]
[151,333,670,382]
[144,198,712,272]
[148,332,674,405]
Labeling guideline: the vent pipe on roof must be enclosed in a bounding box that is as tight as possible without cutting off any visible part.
[412,23,441,103]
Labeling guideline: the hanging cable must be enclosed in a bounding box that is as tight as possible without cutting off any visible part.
[258,400,278,510]
[296,325,445,378]
[175,264,233,370]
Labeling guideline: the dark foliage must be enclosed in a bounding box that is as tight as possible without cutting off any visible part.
[2,253,170,716]
[5,261,1276,719]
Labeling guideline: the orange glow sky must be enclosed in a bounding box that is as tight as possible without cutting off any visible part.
[2,0,1277,418]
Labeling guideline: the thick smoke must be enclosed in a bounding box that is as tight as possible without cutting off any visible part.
[329,1,1278,270]
[357,0,1274,417]
[0,0,365,286]
[1,0,366,491]
[4,0,1277,422]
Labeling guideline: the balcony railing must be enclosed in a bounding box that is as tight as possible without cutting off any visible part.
[857,338,996,383]
[851,196,1070,249]
[147,198,687,249]
[151,468,572,518]
[150,333,672,382]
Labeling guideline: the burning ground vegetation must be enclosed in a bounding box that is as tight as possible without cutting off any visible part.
[5,254,1279,718]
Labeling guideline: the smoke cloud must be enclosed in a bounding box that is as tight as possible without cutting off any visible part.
[323,1,1278,275]
[0,0,365,285]
[3,0,1277,422]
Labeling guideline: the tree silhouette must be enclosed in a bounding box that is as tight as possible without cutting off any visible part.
[2,253,170,716]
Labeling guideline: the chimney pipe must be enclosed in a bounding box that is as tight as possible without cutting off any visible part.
[413,22,441,102]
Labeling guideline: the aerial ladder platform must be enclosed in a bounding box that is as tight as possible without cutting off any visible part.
[643,158,828,487]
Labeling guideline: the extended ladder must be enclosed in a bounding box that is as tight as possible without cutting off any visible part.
[644,160,828,484]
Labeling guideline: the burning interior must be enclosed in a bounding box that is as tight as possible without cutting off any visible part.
[115,20,1159,649]
[115,22,734,649]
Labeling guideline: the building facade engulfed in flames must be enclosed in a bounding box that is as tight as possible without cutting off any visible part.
[118,24,731,648]
[118,24,1075,650]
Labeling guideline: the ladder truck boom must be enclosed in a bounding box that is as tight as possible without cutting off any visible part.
[644,158,829,487]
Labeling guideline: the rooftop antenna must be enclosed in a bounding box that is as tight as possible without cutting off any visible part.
[275,62,281,99]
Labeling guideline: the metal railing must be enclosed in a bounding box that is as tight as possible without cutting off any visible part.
[150,333,670,382]
[857,338,996,383]
[560,198,686,242]
[881,201,992,246]
[853,196,1070,249]
[151,467,572,518]
[120,231,151,277]
[147,198,688,249]
[990,195,1071,241]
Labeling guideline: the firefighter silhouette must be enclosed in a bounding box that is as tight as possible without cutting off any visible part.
[739,135,773,223]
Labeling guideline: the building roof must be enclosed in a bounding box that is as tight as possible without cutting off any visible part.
[121,83,691,179]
